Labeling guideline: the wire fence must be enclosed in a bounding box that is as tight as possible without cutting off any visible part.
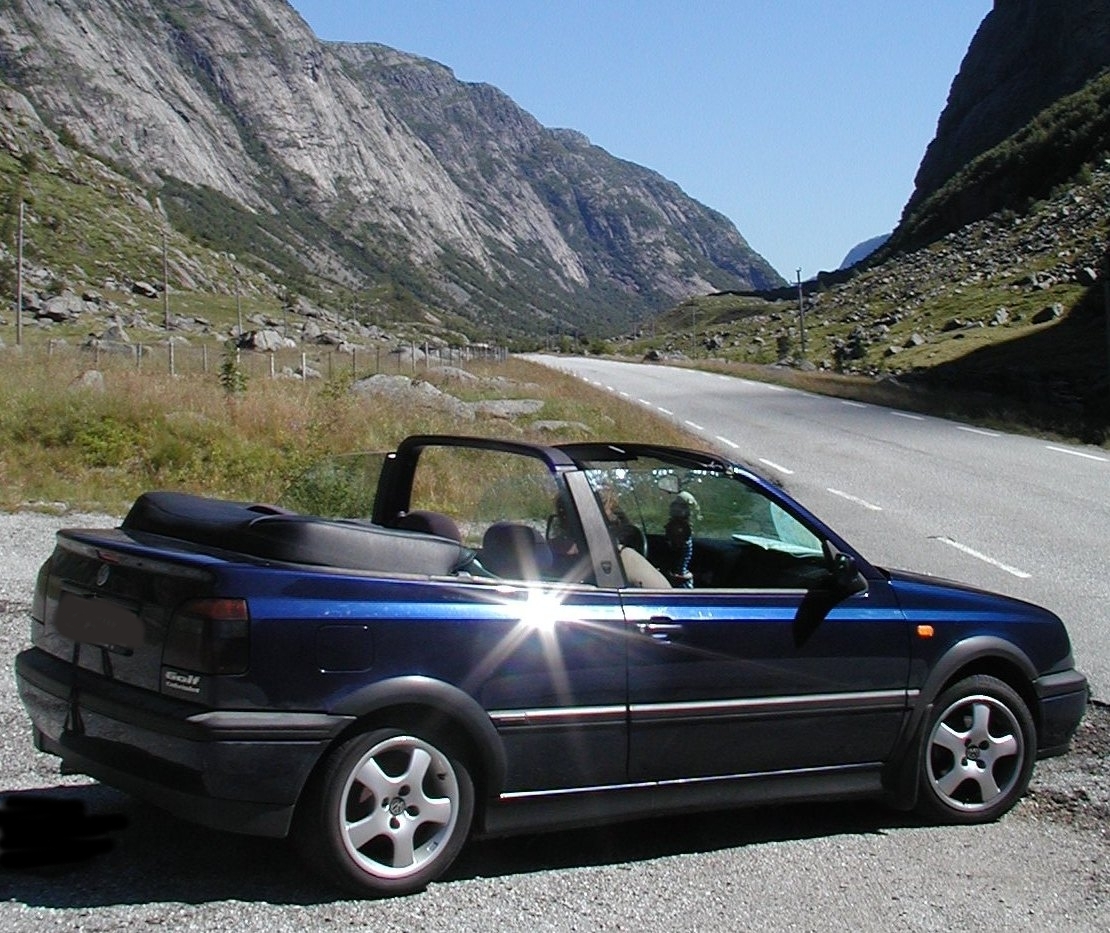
[0,338,508,382]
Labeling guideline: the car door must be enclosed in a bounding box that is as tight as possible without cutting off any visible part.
[396,440,631,793]
[612,466,911,782]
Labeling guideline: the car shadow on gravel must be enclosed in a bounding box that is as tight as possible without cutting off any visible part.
[448,799,918,884]
[0,782,919,908]
[3,703,1105,908]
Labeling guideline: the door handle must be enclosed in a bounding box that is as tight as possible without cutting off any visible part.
[636,618,685,638]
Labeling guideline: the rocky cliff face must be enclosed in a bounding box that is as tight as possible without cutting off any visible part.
[908,0,1110,212]
[0,0,781,334]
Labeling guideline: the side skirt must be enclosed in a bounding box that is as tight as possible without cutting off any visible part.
[477,763,883,838]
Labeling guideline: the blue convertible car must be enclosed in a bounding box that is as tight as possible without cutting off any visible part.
[16,434,1087,896]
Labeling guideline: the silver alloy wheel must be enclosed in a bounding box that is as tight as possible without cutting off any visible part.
[925,692,1024,812]
[337,733,461,881]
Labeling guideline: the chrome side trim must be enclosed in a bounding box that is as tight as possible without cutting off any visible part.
[631,689,917,722]
[500,761,877,801]
[489,690,916,730]
[489,705,626,728]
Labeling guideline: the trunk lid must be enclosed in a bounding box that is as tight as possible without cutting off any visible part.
[35,528,218,694]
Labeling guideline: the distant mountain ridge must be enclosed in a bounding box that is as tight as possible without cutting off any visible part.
[838,234,889,271]
[0,0,782,337]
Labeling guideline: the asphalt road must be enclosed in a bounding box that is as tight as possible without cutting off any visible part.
[530,355,1110,698]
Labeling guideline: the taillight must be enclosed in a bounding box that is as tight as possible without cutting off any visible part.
[163,598,250,675]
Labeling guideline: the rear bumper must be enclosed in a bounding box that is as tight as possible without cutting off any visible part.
[15,648,353,837]
[1034,667,1089,758]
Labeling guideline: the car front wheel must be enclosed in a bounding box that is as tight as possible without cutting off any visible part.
[296,728,474,897]
[916,675,1035,824]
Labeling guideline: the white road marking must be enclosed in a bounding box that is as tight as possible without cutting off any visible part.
[685,420,704,431]
[657,406,674,415]
[841,400,867,409]
[933,536,1031,579]
[1046,445,1108,463]
[957,426,1001,437]
[892,411,925,421]
[715,435,740,449]
[759,458,795,475]
[826,488,883,511]
[637,398,652,406]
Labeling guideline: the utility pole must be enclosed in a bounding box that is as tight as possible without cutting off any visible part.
[1104,279,1110,403]
[796,268,807,361]
[235,274,243,336]
[162,230,170,329]
[15,201,24,347]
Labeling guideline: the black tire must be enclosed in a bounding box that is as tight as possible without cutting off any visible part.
[295,728,474,897]
[915,675,1035,824]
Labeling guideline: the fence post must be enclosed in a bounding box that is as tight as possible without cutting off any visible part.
[15,201,23,347]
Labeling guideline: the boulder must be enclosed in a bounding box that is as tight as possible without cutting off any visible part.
[69,370,106,392]
[131,280,159,299]
[38,291,84,322]
[1032,303,1065,324]
[238,329,289,352]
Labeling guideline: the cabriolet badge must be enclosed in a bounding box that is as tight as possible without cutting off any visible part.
[96,564,111,587]
[163,669,201,694]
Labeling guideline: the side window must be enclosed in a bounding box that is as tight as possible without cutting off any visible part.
[693,470,827,588]
[408,447,591,584]
[586,463,828,590]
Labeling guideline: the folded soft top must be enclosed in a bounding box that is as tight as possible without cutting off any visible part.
[122,491,467,575]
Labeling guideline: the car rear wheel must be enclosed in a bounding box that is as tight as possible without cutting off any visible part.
[916,675,1035,824]
[296,728,474,897]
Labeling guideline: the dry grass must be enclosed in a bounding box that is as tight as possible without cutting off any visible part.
[0,348,701,514]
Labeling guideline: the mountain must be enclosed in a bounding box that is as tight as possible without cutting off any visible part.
[898,0,1110,246]
[0,0,782,338]
[634,1,1110,437]
[838,234,889,271]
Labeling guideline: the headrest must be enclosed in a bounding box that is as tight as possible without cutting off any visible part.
[396,509,462,543]
[481,522,553,580]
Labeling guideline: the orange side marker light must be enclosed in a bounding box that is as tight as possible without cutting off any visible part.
[916,624,935,638]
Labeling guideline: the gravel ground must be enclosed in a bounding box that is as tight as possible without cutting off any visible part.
[0,511,1107,931]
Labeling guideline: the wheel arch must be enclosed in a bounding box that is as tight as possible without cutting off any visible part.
[326,675,508,799]
[918,636,1040,726]
[884,635,1041,808]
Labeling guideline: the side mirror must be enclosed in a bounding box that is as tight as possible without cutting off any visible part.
[828,546,867,595]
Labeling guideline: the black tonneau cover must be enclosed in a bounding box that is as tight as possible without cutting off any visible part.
[123,491,466,575]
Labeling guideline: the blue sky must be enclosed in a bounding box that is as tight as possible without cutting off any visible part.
[289,1,992,282]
